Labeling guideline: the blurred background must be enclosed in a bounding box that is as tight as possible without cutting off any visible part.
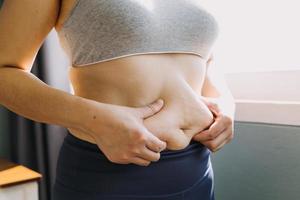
[0,0,299,200]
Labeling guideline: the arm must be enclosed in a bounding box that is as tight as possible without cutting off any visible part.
[0,0,97,132]
[193,53,236,152]
[0,0,167,166]
[201,53,236,120]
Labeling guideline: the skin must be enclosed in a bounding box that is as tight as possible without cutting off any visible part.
[0,0,235,166]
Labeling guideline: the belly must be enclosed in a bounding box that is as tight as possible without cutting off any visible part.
[67,53,214,150]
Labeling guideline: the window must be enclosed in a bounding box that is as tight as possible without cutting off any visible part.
[201,0,300,125]
[202,0,300,73]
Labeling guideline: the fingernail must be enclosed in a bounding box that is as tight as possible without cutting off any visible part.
[158,99,164,104]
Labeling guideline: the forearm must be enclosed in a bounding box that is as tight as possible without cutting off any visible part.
[0,67,97,131]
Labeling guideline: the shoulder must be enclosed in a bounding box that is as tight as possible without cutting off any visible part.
[0,0,61,71]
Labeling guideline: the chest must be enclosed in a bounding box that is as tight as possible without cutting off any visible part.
[59,0,218,36]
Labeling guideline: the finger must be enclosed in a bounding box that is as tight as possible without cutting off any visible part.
[145,131,167,152]
[211,141,225,153]
[205,102,220,116]
[203,127,232,152]
[137,147,161,162]
[136,99,164,119]
[212,136,229,153]
[130,156,151,167]
[225,129,234,144]
[215,136,229,152]
[206,115,227,137]
[200,97,221,114]
[193,117,226,142]
[209,106,221,118]
[193,130,211,142]
[208,102,221,112]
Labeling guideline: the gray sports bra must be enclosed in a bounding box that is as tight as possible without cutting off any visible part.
[57,0,219,67]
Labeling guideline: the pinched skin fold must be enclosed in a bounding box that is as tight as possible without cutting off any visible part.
[144,92,214,151]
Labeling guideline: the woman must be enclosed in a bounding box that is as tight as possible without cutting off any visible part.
[0,0,235,199]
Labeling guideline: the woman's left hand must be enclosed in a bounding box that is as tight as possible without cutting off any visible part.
[192,96,234,152]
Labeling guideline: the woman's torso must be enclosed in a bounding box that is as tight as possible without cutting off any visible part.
[55,0,218,150]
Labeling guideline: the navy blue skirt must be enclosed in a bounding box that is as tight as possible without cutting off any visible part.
[52,131,215,200]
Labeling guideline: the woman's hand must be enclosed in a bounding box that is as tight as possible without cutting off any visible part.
[192,96,235,152]
[74,98,167,167]
[143,96,215,151]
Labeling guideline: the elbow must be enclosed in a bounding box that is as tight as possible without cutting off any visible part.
[0,64,28,71]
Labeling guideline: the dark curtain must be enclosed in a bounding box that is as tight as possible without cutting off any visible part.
[9,51,50,200]
[7,43,68,200]
[0,0,71,197]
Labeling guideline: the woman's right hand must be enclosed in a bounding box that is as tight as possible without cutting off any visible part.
[76,98,167,167]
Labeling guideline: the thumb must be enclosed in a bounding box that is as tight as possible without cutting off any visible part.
[199,96,220,116]
[135,98,165,119]
[145,130,167,152]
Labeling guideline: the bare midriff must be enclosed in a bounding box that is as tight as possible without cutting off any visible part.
[66,53,214,151]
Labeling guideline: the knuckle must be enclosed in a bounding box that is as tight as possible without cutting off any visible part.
[108,153,131,164]
[158,142,167,151]
[142,161,151,166]
[226,119,232,126]
[130,127,142,136]
[210,145,220,152]
[137,135,147,143]
[127,143,135,151]
[155,154,161,161]
[121,153,129,161]
[220,120,226,128]
[132,130,147,142]
[223,116,232,125]
[207,132,215,139]
[152,153,161,162]
[131,147,142,155]
[208,142,218,150]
